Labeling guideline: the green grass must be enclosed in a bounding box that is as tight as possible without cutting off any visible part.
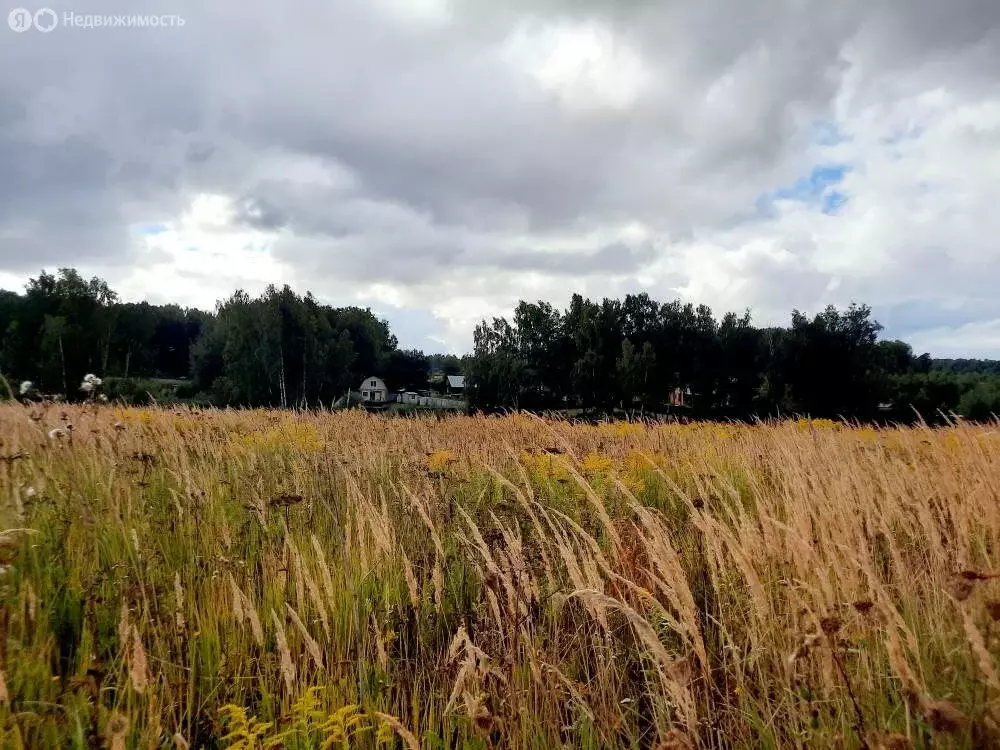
[0,407,998,747]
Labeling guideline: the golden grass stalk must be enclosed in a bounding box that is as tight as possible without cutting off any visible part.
[3,405,1000,747]
[286,603,323,672]
[271,610,296,693]
[372,712,420,750]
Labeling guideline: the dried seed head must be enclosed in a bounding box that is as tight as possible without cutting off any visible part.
[228,574,245,625]
[986,600,1000,622]
[270,610,296,693]
[960,570,1000,581]
[269,494,303,508]
[118,602,131,647]
[786,631,823,672]
[868,732,913,750]
[105,712,128,750]
[951,578,975,602]
[886,629,924,706]
[129,628,148,693]
[106,713,128,734]
[820,616,843,635]
[401,551,420,609]
[667,655,694,687]
[923,700,968,734]
[472,711,499,736]
[655,729,695,750]
[286,603,323,671]
[853,600,875,615]
[173,573,186,633]
[245,601,264,647]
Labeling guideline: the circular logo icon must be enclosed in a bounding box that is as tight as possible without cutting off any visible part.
[7,7,33,31]
[33,7,57,32]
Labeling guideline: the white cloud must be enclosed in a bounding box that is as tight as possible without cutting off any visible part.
[908,320,1000,359]
[1,0,999,355]
[114,194,292,309]
[373,0,455,29]
[502,19,650,110]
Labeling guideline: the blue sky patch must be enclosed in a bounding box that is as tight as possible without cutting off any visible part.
[822,190,848,214]
[138,223,168,235]
[756,164,850,216]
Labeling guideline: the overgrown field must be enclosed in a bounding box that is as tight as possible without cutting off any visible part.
[0,406,999,748]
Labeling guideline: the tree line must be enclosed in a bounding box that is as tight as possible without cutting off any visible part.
[2,269,998,420]
[466,293,1000,422]
[0,268,452,407]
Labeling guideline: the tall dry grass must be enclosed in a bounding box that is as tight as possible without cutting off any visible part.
[0,405,998,748]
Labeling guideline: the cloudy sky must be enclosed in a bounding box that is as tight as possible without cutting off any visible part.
[1,0,999,355]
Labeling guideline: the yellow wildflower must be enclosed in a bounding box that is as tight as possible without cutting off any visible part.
[856,427,878,443]
[623,450,648,473]
[427,449,457,473]
[620,473,646,494]
[598,422,644,438]
[239,421,324,453]
[581,452,613,476]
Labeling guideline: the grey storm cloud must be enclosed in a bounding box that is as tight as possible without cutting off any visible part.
[1,0,999,352]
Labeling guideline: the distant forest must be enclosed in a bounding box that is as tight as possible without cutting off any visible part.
[0,268,461,408]
[466,296,1000,422]
[1,268,999,421]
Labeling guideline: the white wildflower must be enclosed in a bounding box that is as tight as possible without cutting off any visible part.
[80,374,103,393]
[24,487,36,498]
[19,381,34,396]
[47,428,66,440]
